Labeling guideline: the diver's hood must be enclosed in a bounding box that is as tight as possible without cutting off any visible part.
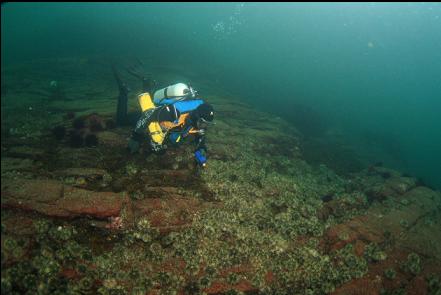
[198,103,214,122]
[190,103,214,127]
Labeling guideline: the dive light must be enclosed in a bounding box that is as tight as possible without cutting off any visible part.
[195,150,207,167]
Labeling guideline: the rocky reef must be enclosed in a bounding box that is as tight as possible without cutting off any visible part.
[1,58,441,294]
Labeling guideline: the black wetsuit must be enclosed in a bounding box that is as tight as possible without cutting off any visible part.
[112,65,130,126]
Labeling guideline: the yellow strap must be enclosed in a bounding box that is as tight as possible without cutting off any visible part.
[177,113,190,126]
[159,113,190,131]
[188,128,200,134]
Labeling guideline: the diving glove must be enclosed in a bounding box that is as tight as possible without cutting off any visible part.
[194,149,207,167]
[150,141,167,154]
[128,138,140,154]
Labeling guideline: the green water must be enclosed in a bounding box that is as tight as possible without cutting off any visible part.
[2,2,441,188]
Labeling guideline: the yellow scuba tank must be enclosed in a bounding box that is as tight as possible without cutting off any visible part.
[138,93,165,144]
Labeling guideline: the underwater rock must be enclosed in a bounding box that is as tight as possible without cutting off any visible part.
[55,186,125,218]
[406,275,429,295]
[132,196,203,233]
[1,179,126,219]
[368,176,417,203]
[323,186,441,259]
[1,125,11,140]
[55,167,109,179]
[111,176,130,192]
[210,146,234,162]
[60,268,80,280]
[367,166,398,176]
[2,179,63,203]
[147,169,196,183]
[321,194,334,203]
[105,216,124,230]
[318,195,367,221]
[54,168,111,188]
[143,186,182,198]
[333,276,382,295]
[398,189,441,261]
[69,130,85,147]
[86,113,105,132]
[73,117,86,130]
[6,146,45,160]
[1,214,36,236]
[105,118,116,129]
[384,176,417,195]
[1,157,38,173]
[84,133,99,147]
[52,125,66,140]
[64,111,76,120]
[354,167,418,204]
[96,131,127,148]
[354,240,366,257]
[1,235,33,268]
[68,114,109,148]
[324,219,375,252]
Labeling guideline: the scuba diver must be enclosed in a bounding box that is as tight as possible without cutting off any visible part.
[112,63,215,168]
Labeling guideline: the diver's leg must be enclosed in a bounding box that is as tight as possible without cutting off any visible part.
[125,62,156,95]
[127,130,143,154]
[116,89,129,126]
[142,77,156,95]
[112,65,130,126]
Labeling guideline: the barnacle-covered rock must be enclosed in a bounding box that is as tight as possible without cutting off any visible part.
[401,253,422,276]
[364,243,388,262]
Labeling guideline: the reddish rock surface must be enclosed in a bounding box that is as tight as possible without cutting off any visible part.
[406,275,429,295]
[1,157,39,172]
[323,187,441,254]
[1,214,37,236]
[1,179,126,219]
[324,186,441,294]
[86,113,106,132]
[323,215,382,252]
[132,196,204,233]
[96,131,128,148]
[54,167,108,178]
[61,268,81,280]
[319,194,368,221]
[332,276,383,295]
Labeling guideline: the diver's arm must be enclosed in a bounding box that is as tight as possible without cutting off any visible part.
[195,132,207,152]
[128,108,156,154]
[134,108,157,133]
[112,64,123,89]
[128,131,142,154]
[194,132,208,167]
